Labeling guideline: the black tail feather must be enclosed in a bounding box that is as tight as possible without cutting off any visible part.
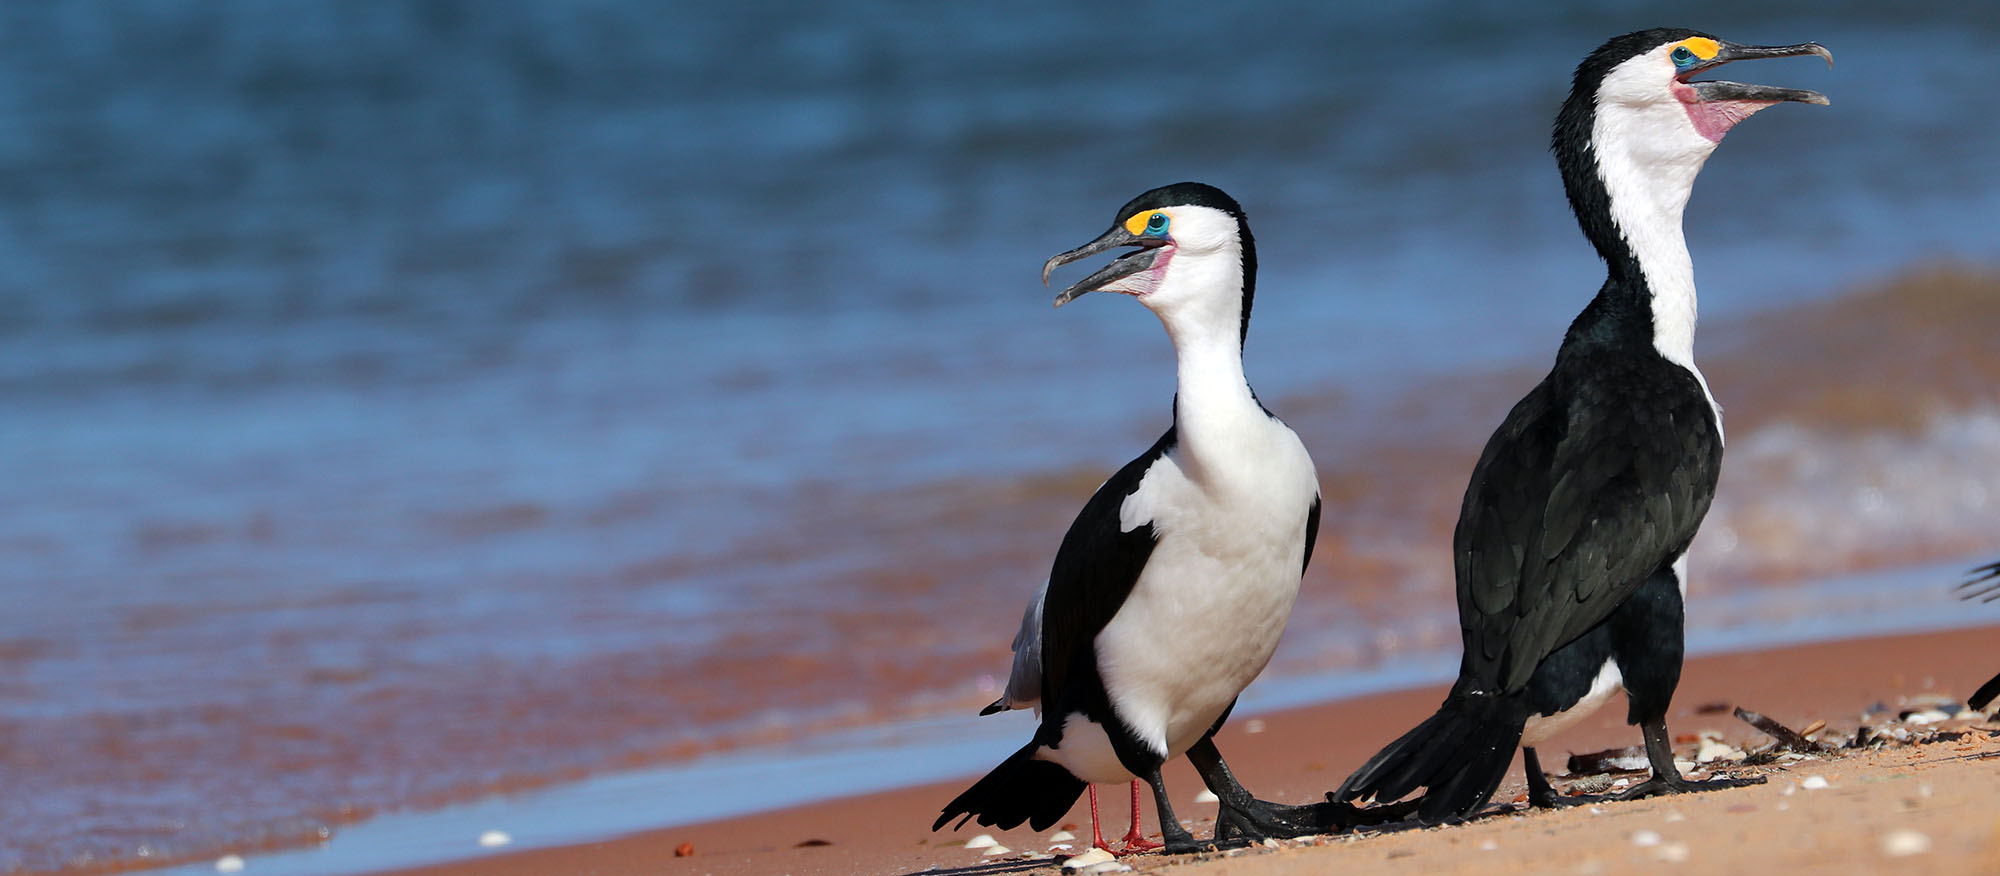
[933,743,1087,833]
[1955,559,2000,602]
[1969,670,2000,713]
[1334,692,1525,823]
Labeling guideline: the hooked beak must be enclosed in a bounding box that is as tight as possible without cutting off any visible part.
[1041,226,1169,307]
[1678,41,1833,106]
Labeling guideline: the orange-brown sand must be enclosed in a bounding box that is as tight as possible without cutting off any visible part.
[383,623,2000,876]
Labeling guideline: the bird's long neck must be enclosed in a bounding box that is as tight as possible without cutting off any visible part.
[1557,103,1711,368]
[1154,247,1264,488]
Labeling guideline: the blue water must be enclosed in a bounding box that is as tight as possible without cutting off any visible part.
[4,1,2000,872]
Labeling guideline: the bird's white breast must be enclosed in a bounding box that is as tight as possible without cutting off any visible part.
[1093,418,1317,759]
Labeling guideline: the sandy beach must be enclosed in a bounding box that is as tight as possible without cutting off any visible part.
[373,622,2000,876]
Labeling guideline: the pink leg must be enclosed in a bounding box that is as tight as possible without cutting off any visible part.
[1089,784,1112,852]
[1116,779,1162,854]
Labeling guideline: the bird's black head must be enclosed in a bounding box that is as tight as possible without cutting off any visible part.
[1041,182,1258,347]
[1552,29,1832,273]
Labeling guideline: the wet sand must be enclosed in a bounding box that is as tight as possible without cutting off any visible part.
[385,623,2000,876]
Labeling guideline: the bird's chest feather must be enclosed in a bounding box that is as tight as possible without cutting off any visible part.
[1093,429,1315,753]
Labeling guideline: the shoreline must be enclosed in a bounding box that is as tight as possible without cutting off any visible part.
[369,621,2000,876]
[27,268,2000,876]
[112,556,2000,876]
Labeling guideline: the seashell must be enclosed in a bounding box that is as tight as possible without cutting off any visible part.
[1881,829,1931,857]
[1063,847,1117,870]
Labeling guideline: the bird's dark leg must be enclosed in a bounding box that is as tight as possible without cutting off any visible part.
[1611,719,1764,800]
[1184,737,1326,839]
[1142,768,1203,854]
[1116,779,1160,854]
[1523,746,1595,809]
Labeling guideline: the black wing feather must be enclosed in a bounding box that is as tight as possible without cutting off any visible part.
[1301,494,1322,575]
[1036,427,1174,707]
[1455,361,1721,695]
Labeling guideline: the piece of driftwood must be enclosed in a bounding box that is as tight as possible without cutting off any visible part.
[1734,706,1830,753]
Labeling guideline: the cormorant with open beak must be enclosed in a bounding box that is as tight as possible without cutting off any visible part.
[936,183,1326,852]
[1335,30,1832,823]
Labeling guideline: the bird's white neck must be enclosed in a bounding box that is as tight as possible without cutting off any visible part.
[1591,107,1714,370]
[1150,257,1263,488]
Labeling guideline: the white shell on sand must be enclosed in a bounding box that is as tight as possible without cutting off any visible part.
[982,845,1012,857]
[478,831,511,848]
[1656,842,1690,863]
[1800,776,1830,790]
[1882,829,1932,857]
[1696,738,1742,763]
[1048,830,1076,842]
[1063,847,1117,870]
[214,856,246,874]
[1193,789,1219,804]
[1631,830,1661,847]
[964,834,998,850]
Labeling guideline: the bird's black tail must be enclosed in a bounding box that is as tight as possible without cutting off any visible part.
[1333,691,1526,823]
[1969,670,2000,712]
[932,742,1087,833]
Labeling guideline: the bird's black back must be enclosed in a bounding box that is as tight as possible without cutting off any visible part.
[1452,278,1721,695]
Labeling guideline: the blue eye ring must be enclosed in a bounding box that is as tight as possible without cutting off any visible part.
[1670,46,1695,67]
[1144,212,1168,236]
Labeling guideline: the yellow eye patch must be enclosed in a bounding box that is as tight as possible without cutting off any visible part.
[1124,211,1168,235]
[1679,37,1720,60]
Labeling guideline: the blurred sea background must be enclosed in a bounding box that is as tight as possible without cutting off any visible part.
[6,1,2000,872]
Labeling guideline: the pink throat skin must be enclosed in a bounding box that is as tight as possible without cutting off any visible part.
[1672,81,1777,142]
[1096,245,1177,298]
[1127,245,1174,297]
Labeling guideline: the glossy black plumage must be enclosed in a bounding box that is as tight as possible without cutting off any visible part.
[1455,319,1720,697]
[1334,29,1746,822]
[1336,286,1722,821]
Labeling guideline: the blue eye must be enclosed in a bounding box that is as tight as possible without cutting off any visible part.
[1671,46,1695,67]
[1145,213,1169,236]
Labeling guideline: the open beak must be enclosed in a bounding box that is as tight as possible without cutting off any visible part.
[1041,226,1168,308]
[1678,41,1833,105]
